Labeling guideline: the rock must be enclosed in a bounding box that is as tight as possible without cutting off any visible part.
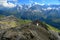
[0,24,52,40]
[0,15,17,29]
[49,30,60,40]
[0,16,58,40]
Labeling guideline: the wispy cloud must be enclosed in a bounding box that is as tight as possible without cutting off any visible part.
[0,0,17,8]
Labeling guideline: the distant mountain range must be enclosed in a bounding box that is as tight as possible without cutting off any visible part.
[0,3,60,29]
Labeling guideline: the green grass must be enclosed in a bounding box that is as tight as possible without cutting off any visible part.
[0,15,5,19]
[46,24,60,32]
[0,15,60,32]
[17,19,32,26]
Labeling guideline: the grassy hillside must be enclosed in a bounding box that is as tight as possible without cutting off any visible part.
[0,15,32,29]
[0,15,5,19]
[46,24,60,32]
[18,19,60,32]
[0,15,60,32]
[17,19,32,25]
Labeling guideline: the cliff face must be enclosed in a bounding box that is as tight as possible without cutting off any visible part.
[0,16,59,40]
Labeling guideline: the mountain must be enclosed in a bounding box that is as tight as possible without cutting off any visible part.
[0,4,60,29]
[0,15,60,40]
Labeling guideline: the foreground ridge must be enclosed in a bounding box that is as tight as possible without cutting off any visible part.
[0,16,60,40]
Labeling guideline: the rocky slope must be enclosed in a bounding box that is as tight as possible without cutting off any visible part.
[0,15,17,29]
[0,16,60,40]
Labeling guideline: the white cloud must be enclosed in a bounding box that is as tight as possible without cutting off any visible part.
[47,7,52,10]
[42,7,52,11]
[34,2,40,4]
[3,2,16,8]
[32,2,45,6]
[0,0,16,8]
[35,2,45,6]
[42,8,47,11]
[39,3,45,6]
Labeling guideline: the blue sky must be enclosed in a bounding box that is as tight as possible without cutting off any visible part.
[17,0,60,5]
